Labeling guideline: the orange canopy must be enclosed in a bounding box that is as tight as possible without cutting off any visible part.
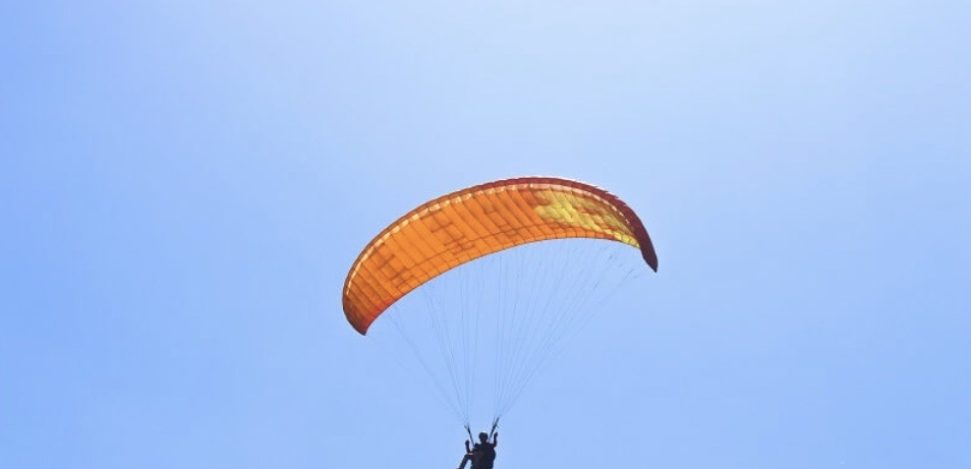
[342,177,657,334]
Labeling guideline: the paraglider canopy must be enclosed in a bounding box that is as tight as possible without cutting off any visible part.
[342,176,657,335]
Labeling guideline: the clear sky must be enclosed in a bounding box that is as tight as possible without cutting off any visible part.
[2,1,969,468]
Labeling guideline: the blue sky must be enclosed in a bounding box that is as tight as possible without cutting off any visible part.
[2,1,969,468]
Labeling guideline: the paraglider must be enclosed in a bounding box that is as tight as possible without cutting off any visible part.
[342,176,657,464]
[458,428,498,469]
